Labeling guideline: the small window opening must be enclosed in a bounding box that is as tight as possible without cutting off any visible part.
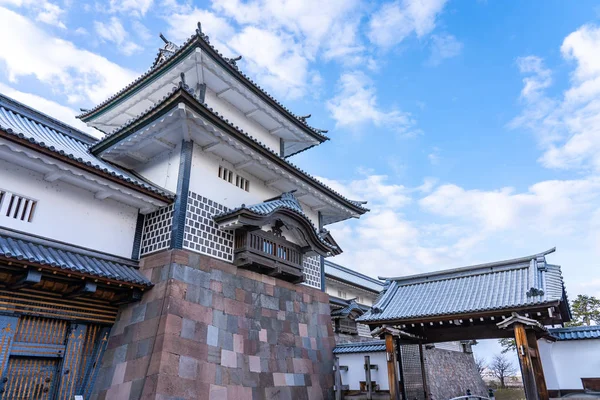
[1,191,37,223]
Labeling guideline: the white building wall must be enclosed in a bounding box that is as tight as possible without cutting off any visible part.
[188,143,319,226]
[538,338,600,390]
[337,352,389,391]
[134,142,181,193]
[0,160,138,258]
[325,279,377,307]
[204,89,280,152]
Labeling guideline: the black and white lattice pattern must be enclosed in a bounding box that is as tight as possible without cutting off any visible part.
[183,191,234,262]
[140,205,173,256]
[302,255,322,289]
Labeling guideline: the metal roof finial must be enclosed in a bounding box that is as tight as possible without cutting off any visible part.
[179,72,187,89]
[298,114,311,122]
[196,22,210,43]
[196,22,202,34]
[159,33,169,44]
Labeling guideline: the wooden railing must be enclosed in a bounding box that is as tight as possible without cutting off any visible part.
[233,229,304,282]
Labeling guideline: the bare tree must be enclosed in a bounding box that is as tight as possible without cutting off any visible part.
[489,354,517,388]
[474,356,486,377]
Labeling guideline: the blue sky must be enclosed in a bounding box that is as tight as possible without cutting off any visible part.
[1,0,599,365]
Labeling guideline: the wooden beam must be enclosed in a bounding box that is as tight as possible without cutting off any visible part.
[419,342,429,399]
[385,333,400,400]
[44,171,64,182]
[365,355,373,400]
[527,329,549,400]
[64,282,97,299]
[334,357,342,400]
[514,323,539,400]
[9,270,42,289]
[202,141,221,152]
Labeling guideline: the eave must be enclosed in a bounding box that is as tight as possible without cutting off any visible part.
[77,33,329,148]
[0,133,171,213]
[90,86,368,223]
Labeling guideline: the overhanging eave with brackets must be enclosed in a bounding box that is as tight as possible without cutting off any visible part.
[92,88,367,225]
[81,44,323,157]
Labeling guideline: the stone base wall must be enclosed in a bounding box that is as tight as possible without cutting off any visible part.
[425,348,487,399]
[92,249,335,400]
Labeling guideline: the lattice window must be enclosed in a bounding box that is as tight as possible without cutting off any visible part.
[183,191,234,262]
[140,205,173,256]
[400,344,426,400]
[0,190,37,223]
[302,255,321,289]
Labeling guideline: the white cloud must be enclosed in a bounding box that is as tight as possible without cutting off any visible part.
[511,24,600,171]
[109,0,153,17]
[368,0,448,48]
[326,71,417,135]
[0,7,137,106]
[326,173,600,286]
[0,83,99,136]
[94,17,142,56]
[427,33,463,66]
[428,147,441,165]
[0,0,66,28]
[164,0,366,98]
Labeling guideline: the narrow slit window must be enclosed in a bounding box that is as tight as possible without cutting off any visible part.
[2,191,37,223]
[218,166,250,192]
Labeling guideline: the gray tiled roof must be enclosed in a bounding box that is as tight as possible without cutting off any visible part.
[333,340,386,354]
[0,228,152,287]
[331,299,365,318]
[550,326,600,341]
[78,25,329,143]
[214,191,338,251]
[88,84,367,221]
[0,94,174,199]
[325,260,384,292]
[359,249,568,323]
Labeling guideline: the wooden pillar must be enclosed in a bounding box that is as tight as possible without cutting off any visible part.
[526,330,549,400]
[385,333,400,400]
[419,342,429,399]
[514,323,539,400]
[334,357,342,400]
[365,355,373,400]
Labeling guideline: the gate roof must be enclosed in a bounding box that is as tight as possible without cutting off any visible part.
[358,248,570,325]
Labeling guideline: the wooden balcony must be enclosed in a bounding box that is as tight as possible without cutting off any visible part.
[233,229,304,283]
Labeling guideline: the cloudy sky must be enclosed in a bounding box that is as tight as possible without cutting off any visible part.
[1,0,599,362]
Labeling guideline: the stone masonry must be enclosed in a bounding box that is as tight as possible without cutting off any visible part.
[425,348,488,399]
[92,250,336,400]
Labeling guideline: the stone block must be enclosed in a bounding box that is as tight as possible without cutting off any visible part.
[111,361,127,386]
[248,355,260,373]
[181,318,196,340]
[221,349,237,368]
[179,355,198,379]
[209,384,227,400]
[207,324,219,347]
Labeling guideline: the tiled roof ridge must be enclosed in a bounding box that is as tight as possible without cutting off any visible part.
[0,228,152,286]
[77,23,329,141]
[324,260,384,287]
[382,248,556,284]
[550,325,600,332]
[91,84,368,214]
[0,93,98,145]
[0,93,175,199]
[334,340,385,348]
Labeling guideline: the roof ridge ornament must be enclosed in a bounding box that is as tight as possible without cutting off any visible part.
[298,114,311,123]
[496,312,547,332]
[196,22,210,43]
[226,55,242,69]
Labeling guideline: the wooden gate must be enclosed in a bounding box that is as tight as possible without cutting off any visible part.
[0,315,110,400]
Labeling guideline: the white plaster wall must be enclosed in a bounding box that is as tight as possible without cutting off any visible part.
[435,342,463,352]
[337,352,389,390]
[0,160,138,258]
[204,89,280,151]
[134,142,181,193]
[538,338,600,390]
[325,280,376,306]
[538,340,559,390]
[188,143,319,226]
